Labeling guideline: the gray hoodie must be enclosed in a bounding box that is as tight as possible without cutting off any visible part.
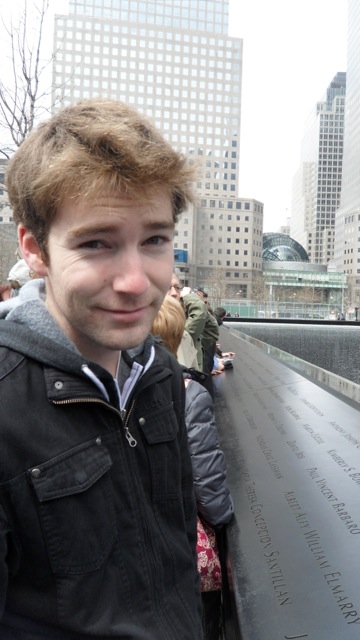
[0,278,154,410]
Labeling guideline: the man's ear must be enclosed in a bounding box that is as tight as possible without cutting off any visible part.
[18,225,48,277]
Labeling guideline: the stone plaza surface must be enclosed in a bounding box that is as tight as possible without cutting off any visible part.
[214,327,360,640]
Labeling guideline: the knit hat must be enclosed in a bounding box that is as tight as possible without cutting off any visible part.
[7,259,31,286]
[180,287,192,297]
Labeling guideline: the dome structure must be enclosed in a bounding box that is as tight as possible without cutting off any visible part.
[262,233,309,262]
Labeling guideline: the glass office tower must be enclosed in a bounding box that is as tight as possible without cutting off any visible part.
[53,0,263,293]
[334,0,360,299]
[291,73,346,265]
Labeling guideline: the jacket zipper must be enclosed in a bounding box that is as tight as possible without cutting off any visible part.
[121,398,137,447]
[52,397,138,447]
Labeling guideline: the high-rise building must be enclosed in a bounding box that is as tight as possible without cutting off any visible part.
[52,0,263,296]
[291,72,346,265]
[334,0,360,303]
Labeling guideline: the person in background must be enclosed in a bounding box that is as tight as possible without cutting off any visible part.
[181,287,219,374]
[194,290,220,377]
[0,98,203,639]
[6,258,32,296]
[213,307,236,361]
[201,290,209,307]
[168,272,198,369]
[213,307,227,327]
[0,285,12,302]
[152,295,234,640]
[168,272,183,299]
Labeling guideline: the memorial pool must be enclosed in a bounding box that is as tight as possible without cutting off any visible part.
[227,322,360,386]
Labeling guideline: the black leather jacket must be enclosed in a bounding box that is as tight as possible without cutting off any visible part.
[0,311,202,639]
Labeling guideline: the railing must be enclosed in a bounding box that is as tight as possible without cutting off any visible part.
[220,299,351,320]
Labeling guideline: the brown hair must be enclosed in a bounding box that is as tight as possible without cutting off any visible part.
[151,295,186,356]
[6,99,197,253]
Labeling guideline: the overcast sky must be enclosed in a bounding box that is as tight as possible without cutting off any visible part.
[228,0,348,231]
[1,0,348,232]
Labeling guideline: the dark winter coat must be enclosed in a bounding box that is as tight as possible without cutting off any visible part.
[0,281,202,640]
[182,293,219,372]
[183,372,234,528]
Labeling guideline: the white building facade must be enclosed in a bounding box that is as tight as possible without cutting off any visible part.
[52,0,263,296]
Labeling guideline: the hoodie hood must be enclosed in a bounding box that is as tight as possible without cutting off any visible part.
[0,279,155,379]
[0,279,86,369]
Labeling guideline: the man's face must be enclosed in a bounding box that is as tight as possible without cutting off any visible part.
[168,274,182,300]
[21,190,175,374]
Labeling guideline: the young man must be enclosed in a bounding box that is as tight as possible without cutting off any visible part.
[0,99,203,639]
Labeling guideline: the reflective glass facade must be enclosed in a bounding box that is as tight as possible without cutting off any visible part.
[69,0,229,34]
[262,233,309,262]
[334,0,360,293]
[291,73,345,265]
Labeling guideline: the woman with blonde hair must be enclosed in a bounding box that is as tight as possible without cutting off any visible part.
[152,295,233,640]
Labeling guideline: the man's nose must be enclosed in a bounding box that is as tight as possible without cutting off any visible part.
[112,253,150,295]
[168,285,179,298]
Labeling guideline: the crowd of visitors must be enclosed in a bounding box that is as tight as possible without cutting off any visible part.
[151,294,234,640]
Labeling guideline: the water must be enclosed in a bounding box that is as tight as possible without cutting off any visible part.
[228,323,360,385]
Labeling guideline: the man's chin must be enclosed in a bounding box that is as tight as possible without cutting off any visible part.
[110,326,152,352]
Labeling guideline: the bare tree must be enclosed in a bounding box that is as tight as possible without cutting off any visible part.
[203,267,231,308]
[297,285,323,305]
[250,272,270,316]
[0,0,54,159]
[251,273,268,302]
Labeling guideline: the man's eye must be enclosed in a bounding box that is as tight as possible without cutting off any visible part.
[79,240,106,249]
[146,236,168,246]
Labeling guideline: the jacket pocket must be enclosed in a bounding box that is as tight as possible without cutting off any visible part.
[28,438,117,575]
[137,403,181,501]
